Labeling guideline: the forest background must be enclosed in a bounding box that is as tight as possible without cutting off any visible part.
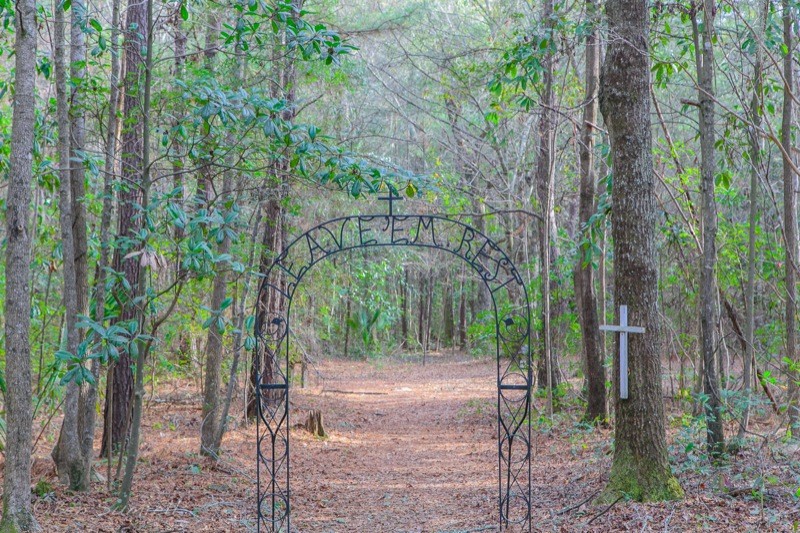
[2,0,800,530]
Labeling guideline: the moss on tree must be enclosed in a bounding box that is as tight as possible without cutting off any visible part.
[597,446,684,503]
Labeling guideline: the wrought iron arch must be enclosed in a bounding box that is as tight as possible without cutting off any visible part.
[254,200,533,532]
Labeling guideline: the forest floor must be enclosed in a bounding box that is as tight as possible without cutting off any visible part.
[16,351,800,532]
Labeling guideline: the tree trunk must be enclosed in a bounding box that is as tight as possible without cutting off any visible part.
[694,0,724,455]
[96,0,121,465]
[51,0,85,489]
[458,264,467,348]
[172,14,187,243]
[200,228,231,455]
[782,0,800,429]
[741,0,767,441]
[211,201,260,452]
[418,273,426,347]
[535,0,561,414]
[247,0,301,418]
[101,0,148,458]
[577,0,605,424]
[0,0,42,529]
[115,0,155,509]
[443,282,454,345]
[598,0,683,502]
[200,8,238,458]
[400,266,408,348]
[69,0,89,320]
[69,0,98,484]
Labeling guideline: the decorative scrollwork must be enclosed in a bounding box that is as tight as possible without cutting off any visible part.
[254,211,533,532]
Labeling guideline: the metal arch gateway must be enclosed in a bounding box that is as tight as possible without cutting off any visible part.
[253,201,533,532]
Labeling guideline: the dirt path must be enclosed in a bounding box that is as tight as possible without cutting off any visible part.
[290,353,499,532]
[30,352,795,531]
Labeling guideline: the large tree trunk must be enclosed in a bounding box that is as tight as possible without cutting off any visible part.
[782,0,799,429]
[577,0,605,424]
[694,0,724,455]
[598,0,683,502]
[1,0,42,530]
[101,0,148,458]
[51,0,85,490]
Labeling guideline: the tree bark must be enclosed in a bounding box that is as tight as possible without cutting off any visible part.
[101,0,148,457]
[1,0,42,529]
[741,0,768,441]
[172,14,187,243]
[577,0,605,423]
[782,0,799,430]
[598,0,683,502]
[115,0,154,509]
[200,7,237,458]
[52,0,85,489]
[97,0,121,465]
[694,0,724,456]
[247,0,302,418]
[70,0,97,482]
[401,266,409,348]
[443,282,454,345]
[535,0,562,414]
[458,264,467,348]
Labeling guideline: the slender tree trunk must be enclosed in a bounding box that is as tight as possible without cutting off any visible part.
[200,7,242,458]
[211,201,259,452]
[418,274,426,347]
[200,230,230,455]
[425,270,434,353]
[196,13,220,205]
[1,0,41,530]
[96,0,121,460]
[694,0,724,455]
[70,0,89,319]
[52,0,85,489]
[740,0,767,441]
[172,14,187,243]
[401,266,408,348]
[343,293,352,358]
[116,0,154,509]
[782,0,800,430]
[535,0,561,415]
[598,0,683,502]
[443,282,454,345]
[577,0,605,423]
[71,0,99,487]
[247,0,302,418]
[458,264,467,348]
[101,0,148,457]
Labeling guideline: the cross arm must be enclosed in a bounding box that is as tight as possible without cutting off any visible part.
[600,325,645,334]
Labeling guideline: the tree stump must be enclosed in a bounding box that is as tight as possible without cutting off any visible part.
[303,410,326,438]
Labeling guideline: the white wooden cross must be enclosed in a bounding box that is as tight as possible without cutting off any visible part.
[600,305,645,400]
